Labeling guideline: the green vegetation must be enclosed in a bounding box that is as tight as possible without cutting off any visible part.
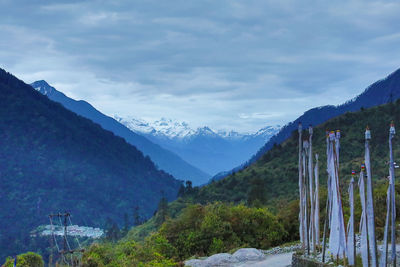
[81,202,288,266]
[75,101,400,265]
[5,66,400,265]
[190,101,400,208]
[159,203,286,258]
[82,238,177,267]
[3,252,44,267]
[0,69,181,259]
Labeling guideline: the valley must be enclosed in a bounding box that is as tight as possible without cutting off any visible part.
[2,67,400,266]
[1,1,400,265]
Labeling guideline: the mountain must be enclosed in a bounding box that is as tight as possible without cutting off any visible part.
[215,68,400,180]
[0,68,182,259]
[188,100,400,209]
[31,80,210,185]
[115,116,280,176]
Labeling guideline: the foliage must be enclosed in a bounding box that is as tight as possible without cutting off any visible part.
[81,236,177,267]
[159,202,287,259]
[0,69,181,260]
[3,252,44,267]
[186,101,400,215]
[78,102,400,265]
[79,202,287,265]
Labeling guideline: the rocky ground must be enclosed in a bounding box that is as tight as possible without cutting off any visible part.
[184,244,301,267]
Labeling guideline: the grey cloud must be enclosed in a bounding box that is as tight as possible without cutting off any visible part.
[1,0,400,131]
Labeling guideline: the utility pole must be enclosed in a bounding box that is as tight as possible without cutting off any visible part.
[49,212,84,266]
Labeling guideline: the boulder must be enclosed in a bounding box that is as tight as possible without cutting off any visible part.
[184,259,207,267]
[204,253,239,266]
[233,248,266,262]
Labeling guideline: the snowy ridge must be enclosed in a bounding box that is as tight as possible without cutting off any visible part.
[115,116,280,141]
[32,80,55,96]
[115,116,281,175]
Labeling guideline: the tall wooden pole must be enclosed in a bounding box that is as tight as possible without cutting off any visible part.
[309,126,315,252]
[298,123,305,248]
[365,127,378,267]
[314,153,320,247]
[389,122,396,266]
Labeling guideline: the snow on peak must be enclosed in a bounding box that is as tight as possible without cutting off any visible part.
[115,116,281,141]
[114,116,154,134]
[115,116,196,138]
[31,80,55,96]
[254,125,281,137]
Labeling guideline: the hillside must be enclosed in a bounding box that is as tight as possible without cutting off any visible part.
[215,68,400,180]
[63,100,400,267]
[31,80,210,185]
[190,101,400,206]
[0,69,181,259]
[116,116,280,176]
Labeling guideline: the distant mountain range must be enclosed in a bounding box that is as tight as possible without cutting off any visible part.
[213,68,400,181]
[0,68,182,259]
[115,116,280,176]
[31,80,210,185]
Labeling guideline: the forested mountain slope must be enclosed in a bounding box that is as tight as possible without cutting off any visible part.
[0,69,181,259]
[192,101,400,206]
[214,68,400,180]
[31,80,210,185]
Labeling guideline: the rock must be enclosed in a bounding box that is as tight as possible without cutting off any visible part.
[184,259,207,267]
[204,253,239,266]
[233,248,266,262]
[185,253,239,267]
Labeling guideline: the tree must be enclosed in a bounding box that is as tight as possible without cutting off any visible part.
[133,206,141,226]
[156,194,169,225]
[185,180,193,194]
[122,213,130,236]
[177,184,185,197]
[105,218,120,242]
[247,177,266,206]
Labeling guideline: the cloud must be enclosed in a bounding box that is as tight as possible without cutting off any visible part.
[1,0,400,132]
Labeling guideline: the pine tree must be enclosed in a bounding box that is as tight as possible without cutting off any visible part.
[133,206,141,226]
[156,191,168,225]
[177,184,185,197]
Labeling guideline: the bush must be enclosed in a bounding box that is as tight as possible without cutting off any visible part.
[159,202,287,259]
[3,252,44,267]
[81,237,178,267]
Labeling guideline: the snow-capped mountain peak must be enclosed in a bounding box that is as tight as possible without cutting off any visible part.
[115,115,281,175]
[115,116,280,142]
[254,125,281,138]
[31,80,55,96]
[115,116,197,139]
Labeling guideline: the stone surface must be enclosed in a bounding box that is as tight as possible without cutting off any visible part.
[232,248,266,262]
[184,259,207,267]
[184,247,297,266]
[291,253,329,267]
[236,252,293,267]
[205,253,239,266]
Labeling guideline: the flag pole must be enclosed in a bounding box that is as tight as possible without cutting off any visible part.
[365,127,378,267]
[347,171,356,266]
[298,123,305,249]
[309,125,316,253]
[314,153,320,247]
[389,122,396,266]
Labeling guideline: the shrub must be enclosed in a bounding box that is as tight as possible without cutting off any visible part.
[3,252,44,267]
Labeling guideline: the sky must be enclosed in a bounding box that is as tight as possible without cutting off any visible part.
[1,0,400,132]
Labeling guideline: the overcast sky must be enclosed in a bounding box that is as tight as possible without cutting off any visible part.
[1,0,400,132]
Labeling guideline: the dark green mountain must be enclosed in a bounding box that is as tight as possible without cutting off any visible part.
[0,68,181,259]
[190,101,400,207]
[213,68,400,181]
